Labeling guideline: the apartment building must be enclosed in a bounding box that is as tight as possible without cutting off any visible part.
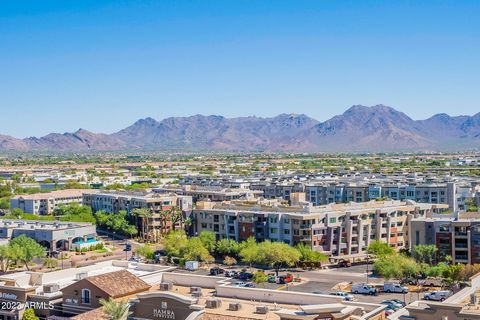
[306,182,458,209]
[249,182,305,201]
[84,191,193,240]
[410,212,480,264]
[194,198,447,259]
[9,189,99,215]
[153,185,262,202]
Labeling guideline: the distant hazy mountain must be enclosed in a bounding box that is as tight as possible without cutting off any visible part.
[1,105,480,152]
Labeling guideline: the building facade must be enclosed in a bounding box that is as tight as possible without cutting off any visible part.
[10,189,99,215]
[194,199,447,259]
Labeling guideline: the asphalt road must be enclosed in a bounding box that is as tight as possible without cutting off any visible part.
[290,264,424,304]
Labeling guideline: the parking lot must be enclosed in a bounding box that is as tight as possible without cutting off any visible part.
[291,264,426,304]
[176,263,432,304]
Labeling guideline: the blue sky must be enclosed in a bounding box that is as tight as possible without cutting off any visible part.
[1,0,479,138]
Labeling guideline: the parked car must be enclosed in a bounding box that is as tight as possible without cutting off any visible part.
[225,270,238,277]
[401,277,425,286]
[381,300,403,310]
[277,274,293,284]
[239,282,254,288]
[351,283,377,295]
[424,277,444,287]
[381,301,400,311]
[210,267,225,275]
[234,281,246,287]
[384,308,395,316]
[128,256,141,262]
[338,259,352,268]
[389,299,406,307]
[424,290,453,301]
[267,274,277,283]
[239,271,253,280]
[329,291,354,301]
[384,283,408,293]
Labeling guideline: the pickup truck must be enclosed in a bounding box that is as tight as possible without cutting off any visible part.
[352,283,377,295]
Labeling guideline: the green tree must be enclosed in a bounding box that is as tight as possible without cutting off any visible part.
[239,237,260,268]
[252,270,268,288]
[216,239,240,257]
[10,235,46,270]
[95,210,138,238]
[54,203,96,224]
[258,241,301,276]
[199,231,216,254]
[43,257,58,269]
[295,243,328,263]
[21,308,39,320]
[135,245,155,260]
[0,198,9,210]
[100,297,131,320]
[412,244,438,265]
[0,244,18,272]
[163,230,188,257]
[64,180,90,189]
[374,254,420,280]
[183,237,211,262]
[223,256,237,266]
[367,240,395,257]
[443,264,464,287]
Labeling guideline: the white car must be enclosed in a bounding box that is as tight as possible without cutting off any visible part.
[384,283,408,293]
[352,283,377,295]
[330,291,354,301]
[424,290,452,301]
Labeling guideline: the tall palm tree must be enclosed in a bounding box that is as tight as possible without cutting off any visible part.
[100,298,131,320]
[159,210,170,235]
[132,208,153,241]
[168,206,183,231]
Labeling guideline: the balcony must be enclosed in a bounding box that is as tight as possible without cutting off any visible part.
[455,232,468,237]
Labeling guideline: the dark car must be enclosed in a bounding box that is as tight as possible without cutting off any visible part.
[238,271,253,280]
[210,267,225,275]
[338,259,352,268]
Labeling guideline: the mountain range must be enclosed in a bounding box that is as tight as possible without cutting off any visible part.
[1,105,480,153]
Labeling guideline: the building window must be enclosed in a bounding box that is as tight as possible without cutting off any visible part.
[82,289,91,304]
[329,217,336,223]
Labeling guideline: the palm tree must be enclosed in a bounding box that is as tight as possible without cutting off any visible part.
[100,298,131,320]
[183,217,193,232]
[168,206,183,231]
[132,208,153,241]
[159,210,170,235]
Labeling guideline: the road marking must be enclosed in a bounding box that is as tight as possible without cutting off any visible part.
[276,285,287,290]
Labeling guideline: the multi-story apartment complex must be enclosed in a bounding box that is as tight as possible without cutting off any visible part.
[194,197,447,259]
[153,185,262,202]
[84,191,193,241]
[10,189,99,215]
[411,212,480,264]
[305,182,458,209]
[177,173,478,211]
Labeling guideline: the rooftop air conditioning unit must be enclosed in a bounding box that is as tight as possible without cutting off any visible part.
[189,286,201,293]
[206,298,221,309]
[229,302,241,311]
[256,305,269,314]
[191,291,202,298]
[43,284,60,293]
[159,282,172,291]
[75,272,88,281]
